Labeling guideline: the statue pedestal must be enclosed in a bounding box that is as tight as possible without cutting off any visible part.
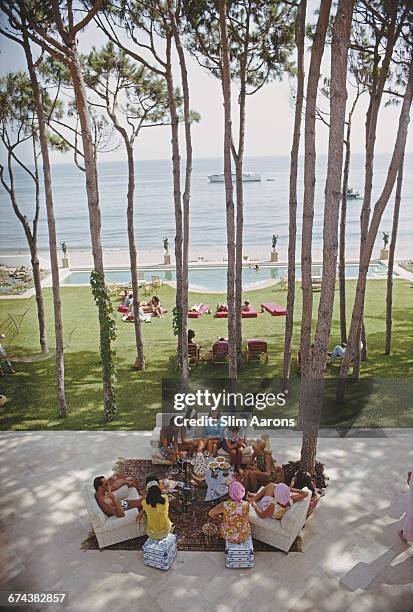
[271,251,278,262]
[61,257,70,268]
[164,254,171,265]
[380,248,389,260]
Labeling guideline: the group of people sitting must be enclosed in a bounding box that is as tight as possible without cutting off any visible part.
[93,453,317,548]
[118,292,165,322]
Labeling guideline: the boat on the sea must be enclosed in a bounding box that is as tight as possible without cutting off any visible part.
[208,172,261,183]
[346,187,361,199]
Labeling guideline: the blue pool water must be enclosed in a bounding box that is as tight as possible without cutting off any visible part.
[62,262,392,292]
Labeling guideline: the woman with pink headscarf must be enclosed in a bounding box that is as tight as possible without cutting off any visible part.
[399,468,413,546]
[250,482,308,520]
[208,480,251,544]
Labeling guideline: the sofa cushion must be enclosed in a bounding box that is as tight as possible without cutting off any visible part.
[83,485,106,528]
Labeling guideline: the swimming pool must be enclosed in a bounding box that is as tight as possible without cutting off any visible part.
[62,262,392,292]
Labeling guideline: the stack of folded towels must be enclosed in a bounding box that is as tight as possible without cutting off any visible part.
[225,535,254,569]
[142,533,177,570]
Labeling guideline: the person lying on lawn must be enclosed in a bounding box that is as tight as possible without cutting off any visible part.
[93,475,142,518]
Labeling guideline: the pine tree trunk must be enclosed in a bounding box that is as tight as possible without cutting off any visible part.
[171,13,192,383]
[385,151,404,355]
[282,0,306,388]
[30,245,48,354]
[338,59,413,399]
[234,155,244,369]
[23,34,67,416]
[299,0,332,375]
[219,0,237,381]
[233,48,247,369]
[339,137,350,344]
[31,137,48,354]
[300,0,354,471]
[125,140,145,370]
[107,109,145,370]
[68,47,115,419]
[165,36,185,380]
[3,154,48,357]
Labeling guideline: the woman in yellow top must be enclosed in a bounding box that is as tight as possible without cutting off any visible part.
[140,476,172,540]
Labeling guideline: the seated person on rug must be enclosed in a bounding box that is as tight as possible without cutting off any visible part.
[202,407,224,455]
[249,482,308,519]
[290,469,320,518]
[242,438,284,493]
[180,407,206,455]
[139,476,172,541]
[222,425,246,472]
[93,475,142,518]
[208,480,251,545]
[242,300,251,312]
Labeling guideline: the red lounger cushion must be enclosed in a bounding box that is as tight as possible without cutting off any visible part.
[118,305,129,313]
[188,304,210,318]
[215,310,228,318]
[242,307,258,318]
[260,302,287,316]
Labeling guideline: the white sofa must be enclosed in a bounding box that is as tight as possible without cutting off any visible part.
[82,483,145,549]
[150,412,255,465]
[249,487,311,552]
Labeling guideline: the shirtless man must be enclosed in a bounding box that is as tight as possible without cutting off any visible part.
[93,476,142,517]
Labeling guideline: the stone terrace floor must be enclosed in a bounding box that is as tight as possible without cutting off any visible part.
[0,430,412,612]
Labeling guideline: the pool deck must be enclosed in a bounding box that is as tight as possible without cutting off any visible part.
[1,430,412,612]
[1,253,412,299]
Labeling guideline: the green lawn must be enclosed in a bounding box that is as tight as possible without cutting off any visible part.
[0,279,412,430]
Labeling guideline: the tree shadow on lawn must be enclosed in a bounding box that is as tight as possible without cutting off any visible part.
[0,349,172,431]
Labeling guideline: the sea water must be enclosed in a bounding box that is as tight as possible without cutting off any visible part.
[1,154,412,259]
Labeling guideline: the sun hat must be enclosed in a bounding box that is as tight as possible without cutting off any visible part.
[228,480,245,504]
[275,483,292,507]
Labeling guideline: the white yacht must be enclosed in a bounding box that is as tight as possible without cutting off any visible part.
[346,187,361,199]
[208,172,261,183]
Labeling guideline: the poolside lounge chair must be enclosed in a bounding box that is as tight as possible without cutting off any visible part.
[151,275,162,288]
[246,339,268,363]
[188,343,200,366]
[215,307,229,319]
[260,302,287,316]
[211,340,229,363]
[188,304,211,319]
[214,306,258,318]
[242,306,258,318]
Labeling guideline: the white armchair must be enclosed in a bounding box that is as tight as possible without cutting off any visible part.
[249,487,311,552]
[82,484,145,549]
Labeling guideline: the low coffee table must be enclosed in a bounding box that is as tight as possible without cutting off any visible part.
[166,457,233,512]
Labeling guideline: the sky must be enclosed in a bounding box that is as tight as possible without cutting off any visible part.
[0,5,412,166]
